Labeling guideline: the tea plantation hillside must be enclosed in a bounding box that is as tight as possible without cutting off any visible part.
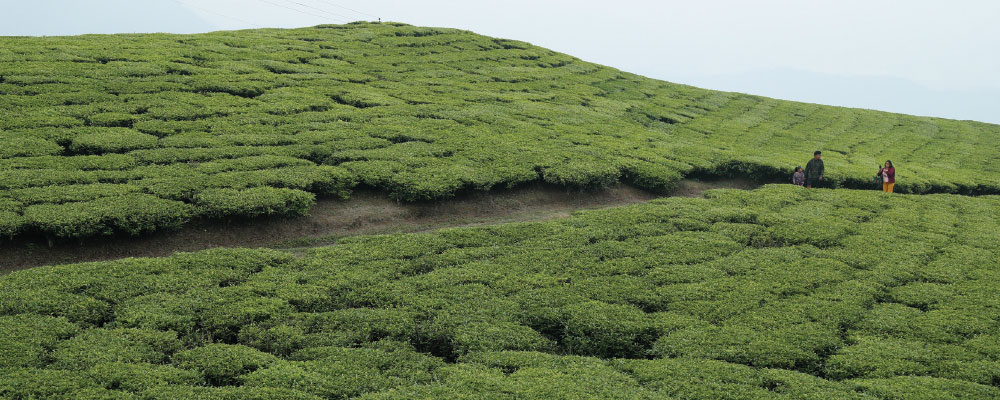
[2,185,999,399]
[2,23,1000,240]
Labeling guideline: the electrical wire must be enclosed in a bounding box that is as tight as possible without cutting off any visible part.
[310,0,379,19]
[170,0,265,28]
[171,0,371,29]
[255,0,348,23]
[281,0,354,21]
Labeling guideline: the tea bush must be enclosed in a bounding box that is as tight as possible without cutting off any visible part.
[22,194,193,237]
[193,187,315,219]
[69,129,160,154]
[2,23,999,240]
[172,344,278,386]
[1,186,998,397]
[848,376,1000,400]
[0,314,80,368]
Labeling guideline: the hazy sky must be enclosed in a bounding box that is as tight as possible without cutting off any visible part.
[3,0,998,123]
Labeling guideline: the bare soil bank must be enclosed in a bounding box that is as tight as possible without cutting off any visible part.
[0,178,758,273]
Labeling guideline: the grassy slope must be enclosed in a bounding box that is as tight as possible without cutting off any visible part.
[2,185,999,398]
[2,22,1000,240]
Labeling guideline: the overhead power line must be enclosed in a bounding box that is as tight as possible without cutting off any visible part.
[172,0,374,29]
[281,0,353,21]
[171,0,265,29]
[255,0,348,23]
[311,0,379,19]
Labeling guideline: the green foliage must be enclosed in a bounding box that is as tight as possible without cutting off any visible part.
[824,336,1000,385]
[5,183,141,205]
[369,352,657,399]
[848,376,1000,400]
[194,187,315,218]
[1,23,998,241]
[0,314,80,368]
[0,369,104,400]
[172,344,278,385]
[0,211,25,238]
[70,128,159,154]
[0,136,63,157]
[449,321,556,354]
[0,154,137,171]
[243,342,443,399]
[23,194,193,237]
[616,357,869,399]
[0,289,111,326]
[561,301,662,358]
[85,362,203,393]
[87,112,139,128]
[141,385,321,400]
[50,328,183,370]
[1,186,997,397]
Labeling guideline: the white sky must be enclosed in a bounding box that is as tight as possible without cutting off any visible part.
[3,0,999,123]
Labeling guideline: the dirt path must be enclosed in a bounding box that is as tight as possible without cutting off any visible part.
[0,178,758,273]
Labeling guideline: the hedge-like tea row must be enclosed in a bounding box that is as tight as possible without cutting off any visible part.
[3,23,1000,240]
[2,186,998,398]
[0,160,353,238]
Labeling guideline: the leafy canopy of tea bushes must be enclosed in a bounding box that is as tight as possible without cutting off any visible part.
[2,185,999,398]
[3,23,1000,240]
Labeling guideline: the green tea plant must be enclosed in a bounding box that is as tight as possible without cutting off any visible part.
[2,23,1000,240]
[2,186,998,398]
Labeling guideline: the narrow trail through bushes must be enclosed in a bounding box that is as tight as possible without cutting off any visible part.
[0,178,759,272]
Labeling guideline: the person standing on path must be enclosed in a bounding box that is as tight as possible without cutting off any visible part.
[878,160,895,193]
[805,151,824,188]
[792,166,805,186]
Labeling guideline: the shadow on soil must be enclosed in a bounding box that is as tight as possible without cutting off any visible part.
[0,178,759,273]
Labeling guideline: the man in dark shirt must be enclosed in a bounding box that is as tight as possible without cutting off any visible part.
[805,151,824,188]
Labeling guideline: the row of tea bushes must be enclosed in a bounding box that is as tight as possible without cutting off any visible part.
[3,23,1000,240]
[0,159,354,239]
[2,186,998,398]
